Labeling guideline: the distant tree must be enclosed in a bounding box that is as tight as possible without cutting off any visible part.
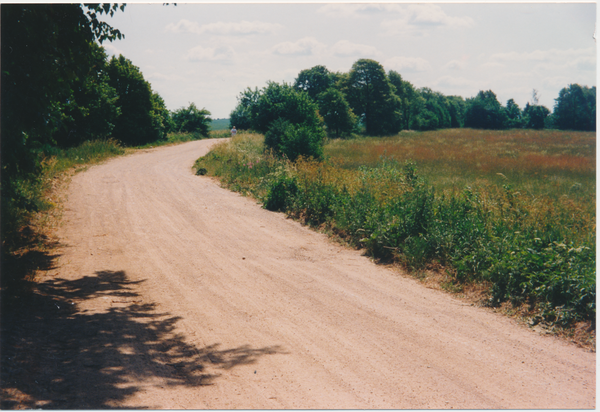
[553,84,596,131]
[523,103,550,130]
[294,65,333,100]
[252,82,323,134]
[316,88,357,138]
[464,90,508,130]
[413,88,452,131]
[172,103,211,136]
[387,71,423,130]
[229,87,260,130]
[504,99,524,129]
[343,59,400,135]
[446,95,467,128]
[106,54,163,145]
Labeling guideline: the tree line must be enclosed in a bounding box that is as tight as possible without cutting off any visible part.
[2,4,212,230]
[230,59,596,143]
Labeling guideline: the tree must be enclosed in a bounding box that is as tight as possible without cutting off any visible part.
[294,65,333,100]
[229,87,260,130]
[53,42,121,147]
[152,92,174,136]
[344,59,401,135]
[523,103,550,130]
[413,88,452,131]
[1,3,126,237]
[2,4,126,178]
[106,55,164,145]
[553,84,596,131]
[316,88,357,138]
[446,96,467,128]
[464,90,508,129]
[504,99,524,129]
[172,103,211,136]
[252,82,323,134]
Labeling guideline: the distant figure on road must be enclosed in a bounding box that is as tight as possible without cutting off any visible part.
[231,126,237,137]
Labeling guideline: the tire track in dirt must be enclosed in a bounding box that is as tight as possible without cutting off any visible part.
[24,139,596,408]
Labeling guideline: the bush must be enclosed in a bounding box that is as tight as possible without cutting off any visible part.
[264,167,298,212]
[264,119,325,161]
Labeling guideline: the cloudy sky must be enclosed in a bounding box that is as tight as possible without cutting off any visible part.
[103,1,596,119]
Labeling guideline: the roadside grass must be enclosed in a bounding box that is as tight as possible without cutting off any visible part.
[194,130,595,346]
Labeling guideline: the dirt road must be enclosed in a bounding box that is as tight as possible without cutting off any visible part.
[12,139,595,408]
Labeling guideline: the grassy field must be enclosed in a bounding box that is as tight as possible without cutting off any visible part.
[210,118,230,131]
[195,129,596,335]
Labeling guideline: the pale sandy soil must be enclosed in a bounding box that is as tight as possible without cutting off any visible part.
[7,139,595,409]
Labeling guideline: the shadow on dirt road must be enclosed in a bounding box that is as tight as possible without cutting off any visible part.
[1,267,283,409]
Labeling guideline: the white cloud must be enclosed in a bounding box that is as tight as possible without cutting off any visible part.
[317,4,407,18]
[103,42,124,57]
[330,40,380,57]
[489,47,594,63]
[272,37,327,56]
[434,75,471,88]
[443,59,468,71]
[146,72,187,82]
[385,56,432,72]
[185,45,235,62]
[166,19,283,36]
[541,76,571,89]
[381,4,474,35]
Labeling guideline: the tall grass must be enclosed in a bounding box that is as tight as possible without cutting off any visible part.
[195,130,595,327]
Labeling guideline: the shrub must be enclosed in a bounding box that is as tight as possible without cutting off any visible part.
[264,119,325,161]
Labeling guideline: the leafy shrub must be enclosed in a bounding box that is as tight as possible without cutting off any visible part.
[264,118,325,161]
[263,167,298,212]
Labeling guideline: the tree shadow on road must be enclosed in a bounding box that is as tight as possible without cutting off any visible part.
[1,269,284,409]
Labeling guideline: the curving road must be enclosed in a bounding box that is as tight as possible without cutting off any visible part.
[41,138,594,408]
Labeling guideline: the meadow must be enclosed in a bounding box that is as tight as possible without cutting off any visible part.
[195,129,596,332]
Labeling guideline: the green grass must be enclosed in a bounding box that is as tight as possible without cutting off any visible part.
[210,118,230,131]
[194,130,596,328]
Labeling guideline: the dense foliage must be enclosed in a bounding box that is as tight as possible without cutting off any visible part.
[172,103,212,137]
[231,58,595,141]
[1,4,211,252]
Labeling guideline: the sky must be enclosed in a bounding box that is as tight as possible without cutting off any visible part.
[102,1,597,119]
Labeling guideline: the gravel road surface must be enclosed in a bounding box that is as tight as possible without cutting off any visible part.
[23,139,595,409]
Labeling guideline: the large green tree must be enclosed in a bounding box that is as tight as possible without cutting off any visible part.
[106,55,164,145]
[523,103,550,130]
[229,87,260,130]
[52,42,121,147]
[504,99,524,129]
[552,84,596,131]
[464,90,508,130]
[172,103,211,136]
[316,88,357,138]
[294,65,333,100]
[2,4,125,178]
[343,59,401,135]
[251,82,323,133]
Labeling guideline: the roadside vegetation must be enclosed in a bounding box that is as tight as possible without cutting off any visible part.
[213,58,595,345]
[195,129,595,342]
[2,5,215,274]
